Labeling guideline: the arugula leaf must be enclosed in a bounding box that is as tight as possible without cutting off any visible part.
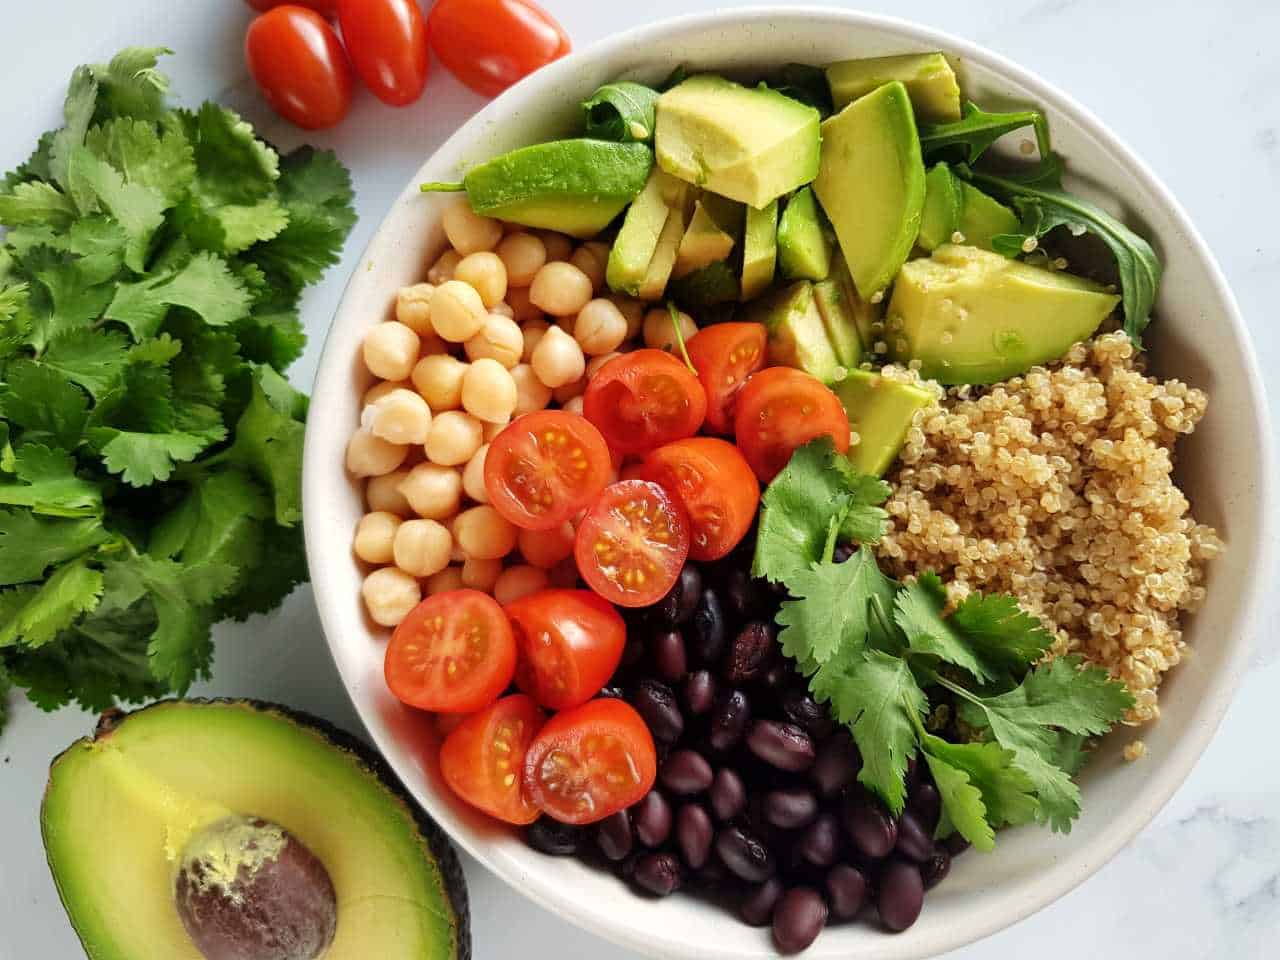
[767,63,833,117]
[919,101,1050,164]
[582,81,660,143]
[0,509,109,586]
[0,444,101,517]
[0,556,104,648]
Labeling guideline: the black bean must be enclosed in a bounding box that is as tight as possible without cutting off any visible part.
[709,689,751,751]
[631,678,684,743]
[832,542,855,563]
[771,887,828,954]
[715,825,775,883]
[632,853,683,896]
[943,833,971,857]
[633,791,672,848]
[825,864,869,920]
[843,795,898,860]
[746,720,815,772]
[763,788,819,830]
[908,782,941,833]
[683,670,717,716]
[877,859,924,932]
[596,810,633,862]
[723,621,776,685]
[810,735,860,797]
[692,856,729,887]
[652,629,688,682]
[709,768,747,822]
[738,877,784,927]
[676,803,714,869]
[895,811,934,863]
[652,566,702,627]
[761,661,788,689]
[922,847,951,889]
[798,813,842,867]
[690,588,726,662]
[722,567,757,620]
[525,819,579,856]
[780,688,835,739]
[621,637,645,668]
[661,749,713,795]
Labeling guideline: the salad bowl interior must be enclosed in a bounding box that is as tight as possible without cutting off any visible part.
[303,8,1274,958]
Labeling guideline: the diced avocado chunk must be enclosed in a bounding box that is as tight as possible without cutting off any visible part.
[656,75,821,209]
[457,139,653,238]
[741,199,779,300]
[814,81,926,300]
[918,163,964,251]
[743,280,840,383]
[674,200,735,279]
[833,368,935,476]
[669,259,740,308]
[827,53,962,122]
[887,244,1121,384]
[777,187,833,281]
[956,182,1020,251]
[830,250,881,350]
[639,207,687,300]
[607,167,689,295]
[700,192,745,239]
[813,278,864,367]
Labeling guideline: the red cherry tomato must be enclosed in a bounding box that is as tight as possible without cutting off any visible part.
[337,0,429,107]
[686,322,768,435]
[484,411,613,531]
[384,590,516,713]
[247,0,337,15]
[440,694,546,824]
[522,698,657,824]
[428,0,571,98]
[245,6,353,130]
[733,367,851,483]
[583,349,707,456]
[574,480,689,608]
[506,589,626,711]
[637,438,760,562]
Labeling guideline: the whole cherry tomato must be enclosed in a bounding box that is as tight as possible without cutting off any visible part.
[686,322,768,435]
[428,0,571,97]
[245,6,353,130]
[574,480,690,608]
[337,0,429,107]
[583,349,707,456]
[506,589,626,710]
[247,0,338,15]
[733,367,851,482]
[440,694,546,825]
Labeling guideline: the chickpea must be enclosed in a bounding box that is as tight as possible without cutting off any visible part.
[586,352,623,379]
[362,567,421,627]
[462,443,490,503]
[454,505,519,560]
[531,325,586,389]
[364,388,433,445]
[425,566,465,596]
[442,197,502,255]
[643,307,697,352]
[520,320,549,362]
[490,302,515,319]
[363,322,420,382]
[506,286,544,325]
[562,395,585,416]
[492,565,550,605]
[518,522,575,568]
[393,518,452,578]
[552,375,587,405]
[425,410,483,466]
[366,468,413,515]
[363,380,407,407]
[346,429,408,478]
[454,251,508,308]
[569,243,607,293]
[573,298,629,355]
[537,230,573,263]
[461,556,503,592]
[460,358,518,424]
[496,232,548,287]
[427,249,462,284]
[511,363,552,415]
[399,462,463,519]
[411,354,468,411]
[464,314,523,369]
[529,261,594,317]
[395,283,435,335]
[611,295,646,340]
[354,512,402,565]
[430,280,487,343]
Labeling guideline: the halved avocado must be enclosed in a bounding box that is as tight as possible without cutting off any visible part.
[42,699,469,960]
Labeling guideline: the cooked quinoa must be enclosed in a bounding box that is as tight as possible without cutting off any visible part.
[874,333,1222,726]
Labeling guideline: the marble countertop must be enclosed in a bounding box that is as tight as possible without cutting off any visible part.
[2,1,1277,957]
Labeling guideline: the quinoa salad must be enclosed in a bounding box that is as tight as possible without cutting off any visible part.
[344,53,1218,953]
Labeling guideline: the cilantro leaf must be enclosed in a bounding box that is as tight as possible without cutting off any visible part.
[919,730,1039,852]
[231,306,307,371]
[40,327,130,399]
[0,443,101,517]
[919,101,1050,164]
[48,65,98,190]
[18,246,114,350]
[84,116,195,206]
[185,104,280,204]
[218,519,309,622]
[89,47,172,122]
[223,372,305,526]
[66,146,165,271]
[0,556,104,648]
[105,250,253,340]
[151,468,269,582]
[0,359,88,448]
[0,180,78,228]
[0,509,109,586]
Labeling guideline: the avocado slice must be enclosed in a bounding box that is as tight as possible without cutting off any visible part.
[813,277,865,367]
[42,699,469,960]
[700,192,746,240]
[741,198,779,300]
[814,81,927,301]
[887,244,1121,383]
[830,249,882,351]
[606,167,689,295]
[451,138,652,239]
[826,53,962,122]
[639,206,688,300]
[656,75,821,209]
[918,163,964,251]
[777,187,833,281]
[956,181,1020,251]
[669,259,741,308]
[673,200,735,279]
[743,280,840,383]
[833,368,935,476]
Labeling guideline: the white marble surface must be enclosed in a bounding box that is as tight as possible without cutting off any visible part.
[1,1,1278,958]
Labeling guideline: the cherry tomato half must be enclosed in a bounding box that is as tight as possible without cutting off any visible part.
[733,367,851,483]
[440,694,546,824]
[637,438,760,562]
[247,0,337,15]
[686,322,768,435]
[245,6,353,130]
[507,589,626,710]
[583,349,707,456]
[385,590,516,713]
[522,698,657,824]
[574,480,690,608]
[485,411,613,531]
[337,0,429,107]
[428,0,571,98]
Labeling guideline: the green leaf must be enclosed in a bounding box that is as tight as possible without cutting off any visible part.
[67,217,129,285]
[921,748,995,851]
[218,518,308,621]
[90,47,172,122]
[767,63,834,117]
[0,359,88,448]
[18,246,115,351]
[0,556,104,648]
[48,65,99,190]
[919,101,1051,164]
[0,180,77,228]
[231,307,307,371]
[582,81,661,143]
[0,444,101,517]
[151,468,269,570]
[105,251,253,340]
[40,327,131,399]
[223,372,305,526]
[66,146,165,271]
[919,733,1039,851]
[84,116,195,206]
[0,508,109,586]
[779,546,900,670]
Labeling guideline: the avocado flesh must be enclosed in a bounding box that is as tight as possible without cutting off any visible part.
[918,163,964,251]
[700,192,745,239]
[813,278,865,368]
[830,250,882,351]
[673,200,735,279]
[814,81,926,301]
[957,182,1020,251]
[607,167,688,295]
[834,368,934,476]
[741,199,779,300]
[42,700,466,960]
[777,187,833,281]
[827,53,962,122]
[887,244,1121,384]
[669,259,740,307]
[639,206,687,300]
[462,139,653,238]
[656,75,821,209]
[744,280,840,383]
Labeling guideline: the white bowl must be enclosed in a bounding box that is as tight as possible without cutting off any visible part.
[303,8,1276,958]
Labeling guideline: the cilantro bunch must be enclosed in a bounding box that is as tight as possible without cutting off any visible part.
[0,49,356,730]
[753,440,1133,850]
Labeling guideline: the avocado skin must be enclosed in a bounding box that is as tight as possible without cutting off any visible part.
[44,698,471,960]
